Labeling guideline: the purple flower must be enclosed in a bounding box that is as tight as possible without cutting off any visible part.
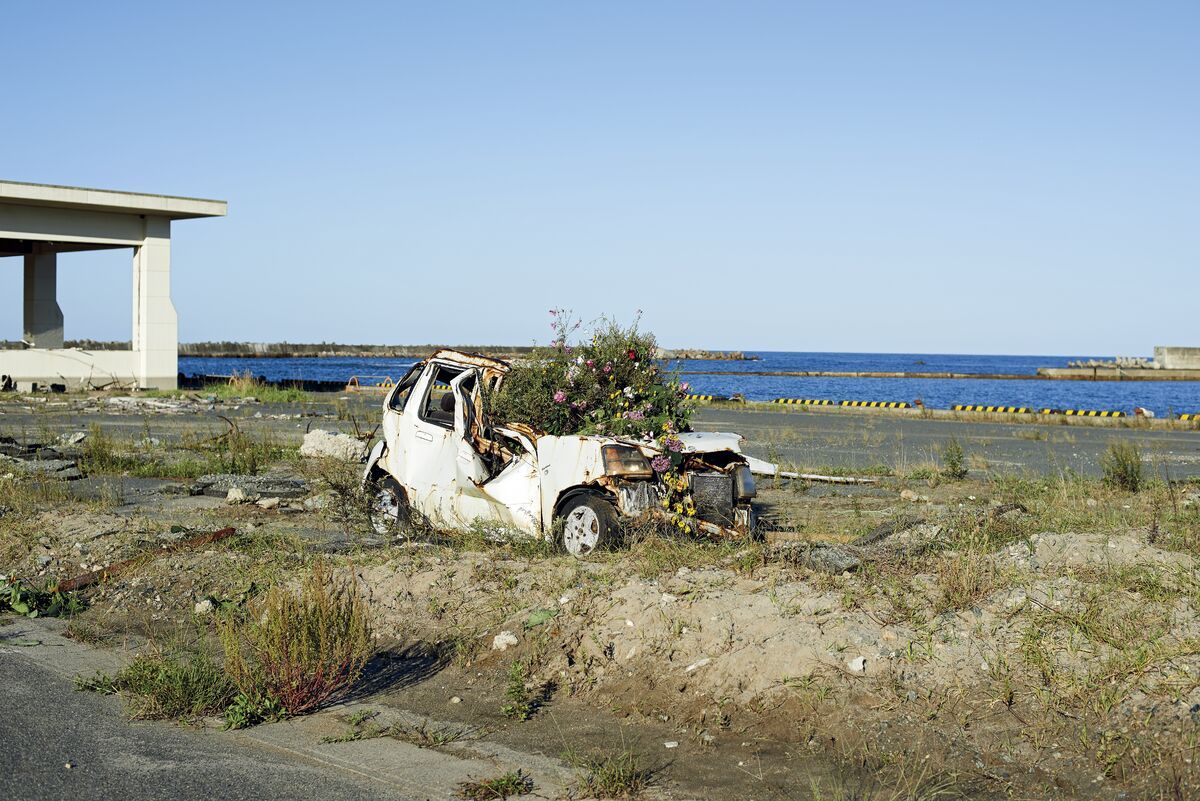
[651,455,671,473]
[666,437,684,452]
[553,390,567,404]
[623,410,645,421]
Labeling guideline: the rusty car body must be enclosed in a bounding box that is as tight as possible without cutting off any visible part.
[363,350,757,556]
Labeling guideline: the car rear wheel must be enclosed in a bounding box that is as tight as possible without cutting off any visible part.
[558,494,619,557]
[367,475,409,535]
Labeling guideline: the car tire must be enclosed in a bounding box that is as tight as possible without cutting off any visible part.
[557,494,619,557]
[367,474,409,535]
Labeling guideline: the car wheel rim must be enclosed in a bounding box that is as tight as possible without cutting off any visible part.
[371,486,400,534]
[563,506,601,556]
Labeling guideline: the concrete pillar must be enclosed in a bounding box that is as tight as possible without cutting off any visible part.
[23,253,64,348]
[131,216,178,389]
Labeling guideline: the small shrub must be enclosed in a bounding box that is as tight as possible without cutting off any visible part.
[939,438,968,480]
[78,648,235,721]
[500,660,534,721]
[220,562,374,716]
[457,770,534,800]
[1100,442,1144,492]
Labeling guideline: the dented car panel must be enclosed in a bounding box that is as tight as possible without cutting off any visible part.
[366,350,756,550]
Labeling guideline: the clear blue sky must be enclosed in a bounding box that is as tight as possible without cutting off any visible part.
[2,1,1196,355]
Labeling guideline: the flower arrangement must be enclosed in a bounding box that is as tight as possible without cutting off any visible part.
[488,310,694,441]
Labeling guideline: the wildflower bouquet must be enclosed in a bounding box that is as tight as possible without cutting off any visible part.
[488,310,694,440]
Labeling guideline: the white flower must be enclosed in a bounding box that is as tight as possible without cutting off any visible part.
[622,386,635,399]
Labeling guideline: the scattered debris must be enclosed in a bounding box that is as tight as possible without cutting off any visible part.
[54,527,237,593]
[191,474,309,499]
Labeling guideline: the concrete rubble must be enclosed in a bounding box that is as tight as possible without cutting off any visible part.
[190,473,309,499]
[299,428,368,462]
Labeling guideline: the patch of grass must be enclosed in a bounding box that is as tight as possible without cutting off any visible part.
[143,372,313,404]
[567,748,653,798]
[932,552,996,614]
[76,646,235,721]
[78,422,295,479]
[321,714,469,747]
[0,474,73,562]
[220,561,374,716]
[1100,442,1144,492]
[939,438,968,480]
[456,769,534,800]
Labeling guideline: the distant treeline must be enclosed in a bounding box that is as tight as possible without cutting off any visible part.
[10,340,749,361]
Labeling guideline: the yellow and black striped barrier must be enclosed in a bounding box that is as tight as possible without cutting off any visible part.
[1180,413,1199,421]
[686,394,729,402]
[952,405,1034,414]
[1039,408,1125,417]
[840,400,911,408]
[772,398,834,405]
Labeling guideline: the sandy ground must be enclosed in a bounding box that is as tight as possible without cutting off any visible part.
[3,392,1200,799]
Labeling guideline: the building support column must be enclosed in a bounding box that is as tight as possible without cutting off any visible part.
[131,216,178,389]
[23,253,64,348]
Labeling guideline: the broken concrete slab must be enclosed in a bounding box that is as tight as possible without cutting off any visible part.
[768,541,861,573]
[191,473,309,499]
[299,429,368,462]
[0,454,82,480]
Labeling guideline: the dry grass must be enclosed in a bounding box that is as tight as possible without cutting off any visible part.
[220,561,374,715]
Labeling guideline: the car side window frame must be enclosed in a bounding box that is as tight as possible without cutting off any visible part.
[417,363,465,429]
[387,362,424,413]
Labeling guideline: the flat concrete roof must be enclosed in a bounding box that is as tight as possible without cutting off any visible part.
[0,180,227,219]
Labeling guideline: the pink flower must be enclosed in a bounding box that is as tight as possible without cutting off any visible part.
[586,359,595,368]
[553,390,567,404]
[603,364,612,374]
[680,382,690,392]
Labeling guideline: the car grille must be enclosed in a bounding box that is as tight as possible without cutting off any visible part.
[688,472,734,526]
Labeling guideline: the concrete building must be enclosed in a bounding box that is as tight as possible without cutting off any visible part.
[1,180,226,390]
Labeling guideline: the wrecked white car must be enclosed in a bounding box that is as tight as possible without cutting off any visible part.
[363,350,758,556]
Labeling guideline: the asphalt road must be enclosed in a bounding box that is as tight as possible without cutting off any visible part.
[695,407,1200,478]
[0,652,413,801]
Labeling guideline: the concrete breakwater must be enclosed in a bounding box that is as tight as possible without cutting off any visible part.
[41,340,750,361]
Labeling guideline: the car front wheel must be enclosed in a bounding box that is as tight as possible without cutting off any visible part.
[367,474,409,535]
[557,494,619,557]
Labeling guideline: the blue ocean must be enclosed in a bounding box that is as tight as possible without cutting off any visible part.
[178,352,1200,417]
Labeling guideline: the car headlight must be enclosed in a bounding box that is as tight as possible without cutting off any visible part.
[602,444,653,478]
[734,465,756,500]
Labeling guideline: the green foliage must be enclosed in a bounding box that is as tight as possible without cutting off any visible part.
[456,770,534,800]
[219,561,374,716]
[488,311,693,438]
[939,438,968,480]
[1100,442,1144,492]
[77,648,236,721]
[500,660,535,721]
[0,577,83,618]
[224,691,288,729]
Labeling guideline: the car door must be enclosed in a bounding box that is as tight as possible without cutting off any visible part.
[396,361,465,525]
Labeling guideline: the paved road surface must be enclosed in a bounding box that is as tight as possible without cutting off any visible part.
[696,408,1200,478]
[0,655,414,801]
